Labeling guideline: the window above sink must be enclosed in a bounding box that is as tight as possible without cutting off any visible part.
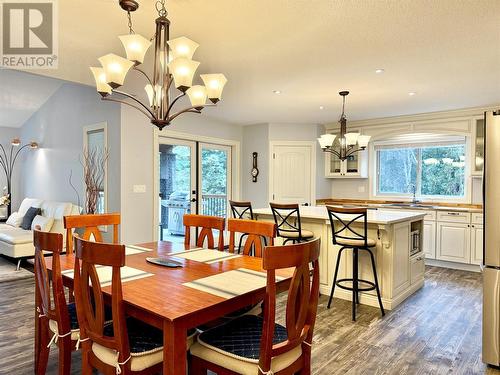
[373,134,468,201]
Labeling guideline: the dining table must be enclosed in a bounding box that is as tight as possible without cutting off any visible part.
[41,241,294,375]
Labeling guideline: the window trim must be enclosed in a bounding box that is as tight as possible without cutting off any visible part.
[371,138,471,203]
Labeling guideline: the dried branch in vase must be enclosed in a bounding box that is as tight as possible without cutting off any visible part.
[81,147,109,214]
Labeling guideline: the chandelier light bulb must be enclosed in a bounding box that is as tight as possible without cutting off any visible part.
[344,132,360,146]
[90,67,112,95]
[167,37,199,60]
[167,57,200,91]
[119,34,152,64]
[357,135,371,148]
[98,53,134,88]
[186,85,208,108]
[200,74,227,103]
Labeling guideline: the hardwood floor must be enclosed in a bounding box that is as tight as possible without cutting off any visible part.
[1,266,499,374]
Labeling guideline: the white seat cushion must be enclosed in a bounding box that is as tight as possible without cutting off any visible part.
[336,238,376,247]
[191,315,302,375]
[48,320,80,341]
[279,229,314,239]
[0,224,20,232]
[0,228,33,245]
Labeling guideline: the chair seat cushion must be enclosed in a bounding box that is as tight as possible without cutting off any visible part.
[336,238,376,247]
[48,303,80,341]
[92,318,197,372]
[279,229,314,239]
[191,315,301,374]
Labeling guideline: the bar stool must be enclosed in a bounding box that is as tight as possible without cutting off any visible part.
[270,202,314,244]
[326,206,385,321]
[229,200,256,253]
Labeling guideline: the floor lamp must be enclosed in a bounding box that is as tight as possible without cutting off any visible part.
[0,138,38,217]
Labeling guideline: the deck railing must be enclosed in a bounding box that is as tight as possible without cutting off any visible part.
[202,194,227,217]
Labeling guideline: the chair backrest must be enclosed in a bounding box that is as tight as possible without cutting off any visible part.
[229,200,254,220]
[33,228,71,336]
[269,203,302,237]
[227,218,276,257]
[64,213,120,253]
[72,236,130,368]
[326,206,368,247]
[259,238,320,373]
[183,214,225,250]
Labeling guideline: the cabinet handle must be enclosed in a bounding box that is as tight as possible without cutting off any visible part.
[447,212,460,216]
[471,225,474,228]
[416,257,422,261]
[467,224,470,227]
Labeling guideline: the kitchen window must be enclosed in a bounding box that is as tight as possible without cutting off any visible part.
[375,139,466,199]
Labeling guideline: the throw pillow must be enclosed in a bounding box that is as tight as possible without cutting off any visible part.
[20,207,41,230]
[6,212,23,227]
[31,215,55,232]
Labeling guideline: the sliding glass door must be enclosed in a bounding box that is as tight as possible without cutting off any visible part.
[157,138,232,242]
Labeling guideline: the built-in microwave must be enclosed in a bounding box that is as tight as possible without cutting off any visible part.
[410,230,420,256]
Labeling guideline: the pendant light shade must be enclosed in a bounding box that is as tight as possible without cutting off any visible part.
[318,134,336,149]
[200,74,228,103]
[90,67,113,96]
[167,37,199,60]
[186,85,207,108]
[98,53,134,88]
[344,132,360,146]
[167,57,200,91]
[358,135,371,148]
[119,34,152,64]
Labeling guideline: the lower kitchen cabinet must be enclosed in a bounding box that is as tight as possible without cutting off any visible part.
[436,222,471,263]
[471,224,483,265]
[410,254,425,284]
[423,221,436,259]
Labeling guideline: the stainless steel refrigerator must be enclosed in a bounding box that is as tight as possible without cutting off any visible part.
[483,110,500,366]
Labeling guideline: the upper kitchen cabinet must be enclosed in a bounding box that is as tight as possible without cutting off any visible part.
[472,117,485,176]
[324,130,368,178]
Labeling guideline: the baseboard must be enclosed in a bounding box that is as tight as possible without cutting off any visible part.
[425,259,481,272]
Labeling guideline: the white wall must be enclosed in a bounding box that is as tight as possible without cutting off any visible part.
[19,82,121,213]
[119,106,243,245]
[242,124,269,208]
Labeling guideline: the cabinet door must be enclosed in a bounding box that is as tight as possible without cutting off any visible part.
[471,224,483,265]
[393,222,411,296]
[436,222,470,263]
[423,221,436,260]
[472,118,484,175]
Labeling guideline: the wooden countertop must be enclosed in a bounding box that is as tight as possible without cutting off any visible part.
[254,206,426,225]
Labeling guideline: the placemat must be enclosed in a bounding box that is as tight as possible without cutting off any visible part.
[125,245,153,256]
[61,266,153,287]
[171,248,241,264]
[183,268,284,299]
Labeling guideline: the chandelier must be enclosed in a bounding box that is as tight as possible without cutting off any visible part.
[90,0,227,130]
[317,91,371,160]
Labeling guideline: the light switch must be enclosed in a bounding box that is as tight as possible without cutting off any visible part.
[133,184,147,193]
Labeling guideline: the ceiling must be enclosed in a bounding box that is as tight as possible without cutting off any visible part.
[14,0,500,125]
[0,70,62,128]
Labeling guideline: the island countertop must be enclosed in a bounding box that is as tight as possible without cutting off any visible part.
[253,205,426,225]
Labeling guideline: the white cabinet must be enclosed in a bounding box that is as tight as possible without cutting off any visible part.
[472,117,485,176]
[471,224,483,265]
[411,255,425,284]
[423,221,436,259]
[324,130,368,178]
[436,222,471,263]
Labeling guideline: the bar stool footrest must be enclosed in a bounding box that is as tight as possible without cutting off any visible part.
[335,278,376,292]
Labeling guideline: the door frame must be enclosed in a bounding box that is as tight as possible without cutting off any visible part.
[268,141,316,205]
[153,128,241,241]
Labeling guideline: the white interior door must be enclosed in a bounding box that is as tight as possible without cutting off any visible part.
[270,142,315,205]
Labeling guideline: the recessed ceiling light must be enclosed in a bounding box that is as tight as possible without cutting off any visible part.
[375,68,385,74]
[319,106,324,110]
[408,92,417,96]
[273,90,281,94]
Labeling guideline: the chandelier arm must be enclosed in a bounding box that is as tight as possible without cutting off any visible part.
[324,148,341,159]
[103,97,153,120]
[112,90,156,118]
[345,147,361,158]
[164,92,186,120]
[132,67,154,87]
[167,106,203,122]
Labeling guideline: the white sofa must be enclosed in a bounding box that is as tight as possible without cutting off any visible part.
[0,198,80,269]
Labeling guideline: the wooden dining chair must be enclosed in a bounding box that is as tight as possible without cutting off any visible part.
[183,214,225,250]
[228,218,276,257]
[64,213,120,253]
[34,227,79,375]
[73,236,163,375]
[190,238,321,375]
[270,203,314,244]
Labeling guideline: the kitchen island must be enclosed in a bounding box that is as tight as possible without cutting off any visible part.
[254,206,426,310]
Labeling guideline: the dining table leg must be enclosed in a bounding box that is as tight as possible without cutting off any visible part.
[163,319,187,375]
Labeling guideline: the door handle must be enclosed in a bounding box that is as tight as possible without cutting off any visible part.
[191,198,197,202]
